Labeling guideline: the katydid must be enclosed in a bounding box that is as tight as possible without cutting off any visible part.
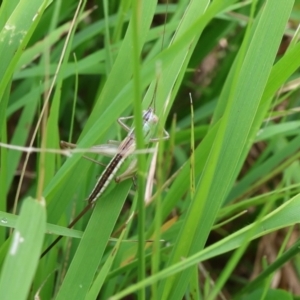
[87,107,169,203]
[41,104,169,257]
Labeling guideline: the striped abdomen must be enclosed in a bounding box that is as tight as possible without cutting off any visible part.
[88,153,125,203]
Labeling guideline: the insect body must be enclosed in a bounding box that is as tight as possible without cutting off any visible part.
[88,107,165,203]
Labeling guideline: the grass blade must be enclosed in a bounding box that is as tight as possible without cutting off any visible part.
[0,197,46,299]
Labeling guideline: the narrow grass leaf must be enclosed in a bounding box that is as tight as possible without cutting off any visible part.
[55,181,131,299]
[0,0,48,102]
[111,191,300,299]
[85,220,127,300]
[255,121,300,142]
[0,197,46,300]
[161,1,294,298]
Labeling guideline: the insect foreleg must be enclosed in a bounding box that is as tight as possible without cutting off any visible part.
[118,115,134,132]
[149,128,170,142]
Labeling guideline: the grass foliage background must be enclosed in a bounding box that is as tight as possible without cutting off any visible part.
[1,0,300,299]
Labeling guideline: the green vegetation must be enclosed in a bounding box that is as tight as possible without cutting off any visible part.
[0,0,300,299]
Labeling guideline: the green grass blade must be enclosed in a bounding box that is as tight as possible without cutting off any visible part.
[0,210,83,239]
[85,219,128,300]
[55,182,131,299]
[110,191,300,299]
[0,0,47,102]
[2,0,300,298]
[160,1,294,298]
[0,197,46,300]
